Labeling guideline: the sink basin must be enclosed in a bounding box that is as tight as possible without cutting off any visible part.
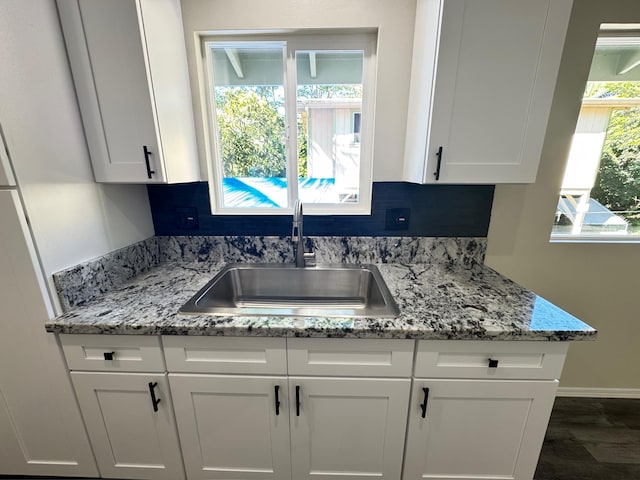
[179,263,399,318]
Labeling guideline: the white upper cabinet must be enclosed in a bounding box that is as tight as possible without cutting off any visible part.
[403,0,573,184]
[57,0,200,183]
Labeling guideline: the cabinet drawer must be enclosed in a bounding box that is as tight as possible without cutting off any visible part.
[60,334,164,372]
[414,341,568,380]
[287,338,414,377]
[162,336,287,374]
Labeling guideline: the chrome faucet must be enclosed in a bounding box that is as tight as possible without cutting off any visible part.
[292,199,316,268]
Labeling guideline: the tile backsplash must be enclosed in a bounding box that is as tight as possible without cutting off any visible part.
[148,181,494,237]
[54,182,494,311]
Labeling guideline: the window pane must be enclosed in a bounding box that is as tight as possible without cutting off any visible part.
[211,44,287,208]
[296,51,364,204]
[553,27,640,237]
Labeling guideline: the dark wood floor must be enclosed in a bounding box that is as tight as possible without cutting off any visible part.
[535,397,640,480]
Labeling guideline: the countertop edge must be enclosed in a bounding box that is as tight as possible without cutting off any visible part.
[44,261,598,341]
[44,321,598,341]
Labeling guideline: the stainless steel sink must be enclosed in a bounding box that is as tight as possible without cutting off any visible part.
[179,263,399,318]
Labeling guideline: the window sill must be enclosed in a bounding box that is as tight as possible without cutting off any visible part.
[210,205,372,216]
[550,234,640,244]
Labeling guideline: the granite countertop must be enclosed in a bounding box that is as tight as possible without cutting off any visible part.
[45,260,596,341]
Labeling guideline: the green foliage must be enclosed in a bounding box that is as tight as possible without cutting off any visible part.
[215,87,286,178]
[297,84,362,99]
[585,81,640,98]
[215,84,361,180]
[297,111,308,178]
[585,83,640,217]
[591,154,640,212]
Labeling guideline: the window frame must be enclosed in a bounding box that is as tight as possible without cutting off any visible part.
[550,28,640,243]
[199,32,377,215]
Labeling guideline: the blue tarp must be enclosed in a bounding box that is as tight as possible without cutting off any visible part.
[557,197,628,228]
[222,177,337,208]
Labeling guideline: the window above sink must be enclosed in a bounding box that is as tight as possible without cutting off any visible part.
[198,32,377,215]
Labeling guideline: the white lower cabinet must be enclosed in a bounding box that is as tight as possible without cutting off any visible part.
[169,375,410,480]
[60,335,567,480]
[402,340,566,480]
[167,338,412,480]
[169,374,291,480]
[403,379,557,480]
[290,377,410,480]
[0,193,96,477]
[71,372,185,480]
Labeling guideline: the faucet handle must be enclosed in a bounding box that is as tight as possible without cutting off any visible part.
[291,199,302,241]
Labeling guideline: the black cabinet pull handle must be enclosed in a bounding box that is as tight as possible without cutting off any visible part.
[420,387,430,418]
[295,385,301,416]
[148,381,161,412]
[434,146,443,181]
[488,358,499,368]
[103,351,115,361]
[274,385,281,416]
[143,145,155,179]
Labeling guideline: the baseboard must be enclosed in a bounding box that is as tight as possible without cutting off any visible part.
[557,387,640,399]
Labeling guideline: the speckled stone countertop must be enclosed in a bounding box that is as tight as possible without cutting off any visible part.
[45,261,596,341]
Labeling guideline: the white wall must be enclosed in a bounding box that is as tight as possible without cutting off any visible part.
[180,0,416,181]
[485,0,640,389]
[0,1,154,313]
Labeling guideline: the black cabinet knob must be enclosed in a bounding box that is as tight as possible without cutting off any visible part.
[103,351,115,361]
[488,358,499,368]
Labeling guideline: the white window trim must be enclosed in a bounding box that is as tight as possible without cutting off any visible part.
[549,27,640,244]
[550,235,640,243]
[198,32,377,215]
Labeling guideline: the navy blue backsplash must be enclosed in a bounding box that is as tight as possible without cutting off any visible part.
[147,182,494,237]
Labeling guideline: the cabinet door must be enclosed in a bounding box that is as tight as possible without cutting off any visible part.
[403,379,558,480]
[290,377,410,480]
[0,190,97,477]
[404,0,572,183]
[169,374,291,480]
[74,0,163,183]
[71,372,184,480]
[57,0,199,184]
